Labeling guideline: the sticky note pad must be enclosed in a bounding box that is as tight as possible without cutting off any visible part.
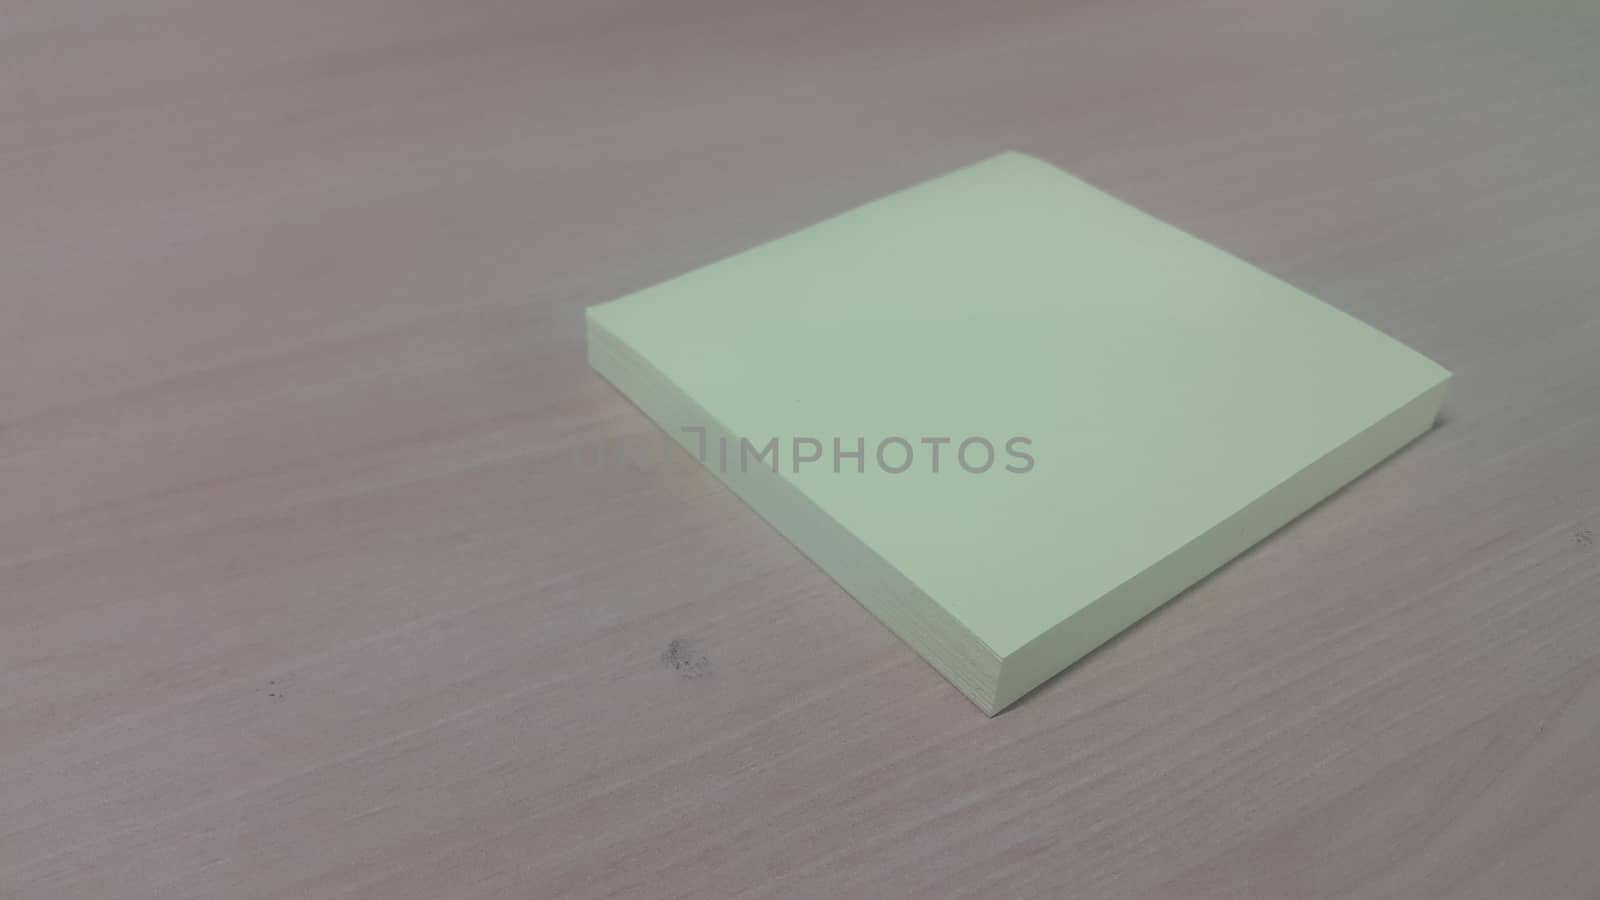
[587,152,1449,714]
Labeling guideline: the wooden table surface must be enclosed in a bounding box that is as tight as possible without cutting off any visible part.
[4,1,1599,897]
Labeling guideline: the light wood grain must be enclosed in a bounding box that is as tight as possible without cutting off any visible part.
[3,1,1598,898]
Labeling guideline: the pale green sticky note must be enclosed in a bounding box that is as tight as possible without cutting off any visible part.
[588,152,1449,714]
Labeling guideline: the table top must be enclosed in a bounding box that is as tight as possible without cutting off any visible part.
[3,2,1598,897]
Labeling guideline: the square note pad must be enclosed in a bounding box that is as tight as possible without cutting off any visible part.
[588,152,1449,714]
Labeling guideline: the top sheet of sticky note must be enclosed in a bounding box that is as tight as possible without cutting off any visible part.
[589,152,1448,657]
